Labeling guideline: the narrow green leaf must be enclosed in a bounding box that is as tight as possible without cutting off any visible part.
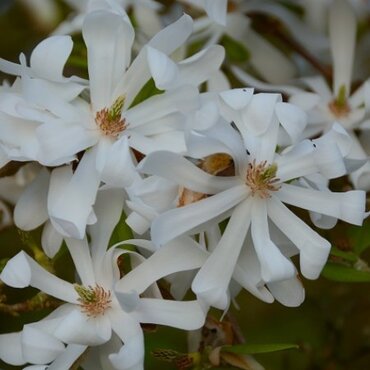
[347,223,370,255]
[322,262,370,282]
[221,35,250,63]
[221,343,299,355]
[330,246,358,263]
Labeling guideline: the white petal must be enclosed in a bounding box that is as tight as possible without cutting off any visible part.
[177,45,225,87]
[101,137,137,187]
[109,311,144,370]
[49,148,101,239]
[251,200,295,282]
[151,185,248,246]
[30,36,73,81]
[192,199,252,309]
[302,76,332,101]
[115,237,207,294]
[329,0,356,97]
[125,86,198,128]
[14,168,49,230]
[89,188,124,273]
[22,326,65,364]
[241,93,282,137]
[54,308,111,346]
[233,242,274,303]
[146,46,179,90]
[48,344,87,370]
[0,251,78,302]
[267,197,331,279]
[41,221,63,258]
[275,102,307,142]
[278,183,365,226]
[0,332,25,365]
[134,298,206,330]
[267,275,305,307]
[138,151,241,194]
[83,10,134,111]
[204,0,228,25]
[219,88,254,110]
[36,120,98,166]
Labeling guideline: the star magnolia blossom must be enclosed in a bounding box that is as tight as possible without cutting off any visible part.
[0,190,205,370]
[0,8,224,240]
[231,0,370,189]
[138,92,365,308]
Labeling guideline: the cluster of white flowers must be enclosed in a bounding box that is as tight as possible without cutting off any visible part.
[0,0,369,369]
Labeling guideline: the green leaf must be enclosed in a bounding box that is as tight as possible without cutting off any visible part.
[221,35,250,63]
[347,223,370,255]
[330,246,358,263]
[129,78,164,109]
[322,262,370,282]
[221,343,299,355]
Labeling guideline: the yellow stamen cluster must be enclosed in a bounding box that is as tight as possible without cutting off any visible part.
[245,160,280,198]
[95,96,127,137]
[74,284,112,318]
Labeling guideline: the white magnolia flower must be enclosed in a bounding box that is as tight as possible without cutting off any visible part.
[28,9,224,239]
[139,93,365,298]
[232,0,370,189]
[0,193,205,370]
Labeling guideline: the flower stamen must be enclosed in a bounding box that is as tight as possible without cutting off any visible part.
[74,284,112,317]
[95,95,127,137]
[245,160,280,198]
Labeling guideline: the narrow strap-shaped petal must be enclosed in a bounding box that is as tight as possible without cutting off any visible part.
[125,86,198,128]
[89,188,124,272]
[83,10,134,111]
[14,168,49,230]
[65,237,96,287]
[233,241,275,303]
[0,251,78,302]
[151,185,248,246]
[41,220,63,259]
[267,275,305,307]
[267,196,331,279]
[109,310,144,370]
[192,198,252,309]
[251,199,295,282]
[49,147,101,239]
[277,183,365,226]
[329,0,356,98]
[117,14,193,106]
[48,344,87,370]
[138,150,241,194]
[275,102,307,143]
[115,237,208,294]
[133,298,206,330]
[277,137,346,181]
